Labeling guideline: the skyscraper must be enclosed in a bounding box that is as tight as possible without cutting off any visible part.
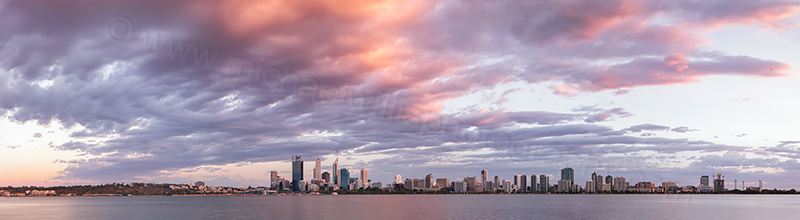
[539,175,549,192]
[270,170,279,186]
[561,167,574,182]
[394,174,402,184]
[613,176,627,192]
[340,168,350,190]
[481,170,488,192]
[425,174,434,188]
[605,175,613,190]
[291,155,304,191]
[322,172,330,183]
[530,174,537,193]
[520,174,527,192]
[361,168,368,188]
[332,157,339,185]
[514,174,527,192]
[314,157,322,180]
[701,175,709,186]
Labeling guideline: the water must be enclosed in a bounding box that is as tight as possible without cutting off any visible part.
[0,194,797,220]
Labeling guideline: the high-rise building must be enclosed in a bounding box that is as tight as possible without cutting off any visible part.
[340,168,350,190]
[558,179,572,192]
[436,178,450,188]
[322,172,330,183]
[713,174,725,192]
[539,175,549,192]
[561,167,574,182]
[464,176,478,191]
[586,180,595,193]
[700,175,709,186]
[605,175,613,190]
[332,157,339,185]
[613,176,627,192]
[530,174,538,193]
[481,170,489,192]
[292,155,304,191]
[425,174,434,188]
[314,157,322,180]
[394,174,403,184]
[494,176,500,190]
[592,172,603,192]
[361,168,368,187]
[270,170,279,186]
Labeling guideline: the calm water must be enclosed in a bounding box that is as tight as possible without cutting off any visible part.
[0,194,797,220]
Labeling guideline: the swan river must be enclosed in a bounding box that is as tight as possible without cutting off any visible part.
[1,194,797,219]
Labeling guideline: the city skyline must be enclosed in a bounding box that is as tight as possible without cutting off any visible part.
[1,0,800,189]
[267,155,777,192]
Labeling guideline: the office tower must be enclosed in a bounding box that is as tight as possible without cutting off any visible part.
[270,170,279,187]
[590,172,598,192]
[340,168,350,190]
[561,167,574,182]
[502,180,513,193]
[700,175,709,186]
[539,175,549,192]
[606,175,613,190]
[292,155,304,191]
[586,180,595,193]
[404,179,413,190]
[425,174,434,188]
[314,157,322,180]
[394,174,403,184]
[481,170,489,191]
[530,174,538,193]
[361,168,368,187]
[592,172,603,192]
[514,174,522,190]
[558,179,572,192]
[613,176,627,192]
[494,176,500,190]
[332,157,339,185]
[464,177,478,191]
[322,172,330,183]
[520,174,527,192]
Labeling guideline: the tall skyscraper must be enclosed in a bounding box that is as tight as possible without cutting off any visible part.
[530,174,538,193]
[539,175,549,192]
[340,168,350,190]
[481,170,488,192]
[561,167,574,182]
[332,157,339,185]
[361,168,368,187]
[605,175,613,190]
[313,157,322,180]
[520,174,527,192]
[291,155,304,191]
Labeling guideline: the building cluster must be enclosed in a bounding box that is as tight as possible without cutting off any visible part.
[270,155,766,194]
[270,156,381,192]
[0,189,57,197]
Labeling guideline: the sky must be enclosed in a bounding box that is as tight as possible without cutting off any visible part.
[0,0,799,189]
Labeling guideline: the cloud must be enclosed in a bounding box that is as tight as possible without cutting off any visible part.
[626,124,671,132]
[0,0,797,186]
